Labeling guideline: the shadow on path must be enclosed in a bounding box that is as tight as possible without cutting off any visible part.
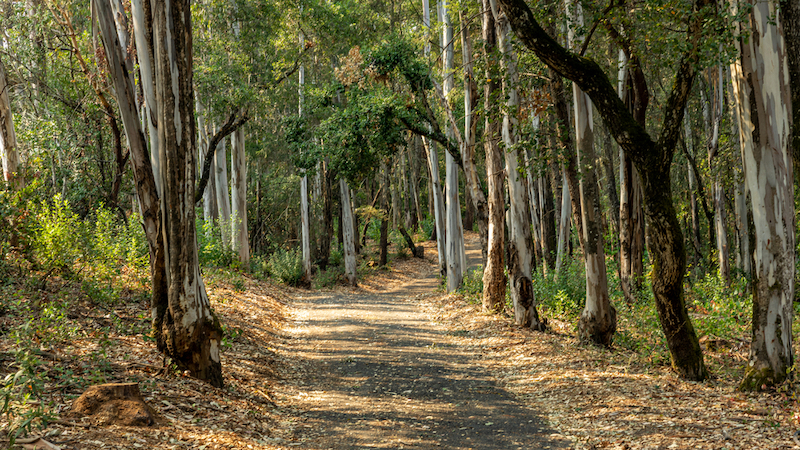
[286,248,568,449]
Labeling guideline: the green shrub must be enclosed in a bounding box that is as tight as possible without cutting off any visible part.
[458,266,484,304]
[533,257,586,320]
[30,195,85,275]
[687,273,751,341]
[197,217,235,267]
[269,247,305,286]
[420,216,435,240]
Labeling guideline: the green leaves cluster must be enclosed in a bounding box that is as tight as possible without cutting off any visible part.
[287,36,433,183]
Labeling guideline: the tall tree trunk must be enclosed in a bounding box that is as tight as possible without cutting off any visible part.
[730,0,795,390]
[101,0,222,386]
[566,0,615,345]
[231,127,249,265]
[704,67,730,283]
[422,0,447,276]
[340,178,357,286]
[498,0,708,380]
[298,30,312,284]
[441,0,466,291]
[491,0,545,329]
[380,162,390,267]
[481,0,506,312]
[150,0,222,386]
[617,50,645,300]
[213,136,232,249]
[0,53,20,189]
[685,114,702,276]
[460,7,488,261]
[554,173,571,275]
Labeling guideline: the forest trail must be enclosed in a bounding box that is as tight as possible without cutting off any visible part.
[280,236,568,449]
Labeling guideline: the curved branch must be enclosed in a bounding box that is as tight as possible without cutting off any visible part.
[579,0,620,56]
[194,111,250,203]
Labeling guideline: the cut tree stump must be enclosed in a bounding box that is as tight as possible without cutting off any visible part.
[69,383,155,426]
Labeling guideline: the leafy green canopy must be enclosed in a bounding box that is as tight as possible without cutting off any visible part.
[288,36,434,183]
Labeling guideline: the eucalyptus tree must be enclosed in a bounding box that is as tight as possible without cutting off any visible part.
[96,0,223,386]
[489,0,545,329]
[497,0,712,380]
[481,0,506,312]
[729,0,795,390]
[564,0,615,345]
[440,0,466,291]
[0,52,19,188]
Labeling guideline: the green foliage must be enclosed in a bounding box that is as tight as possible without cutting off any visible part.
[0,346,54,446]
[533,258,587,321]
[687,274,751,341]
[268,247,305,286]
[197,218,235,267]
[30,195,84,275]
[420,216,435,241]
[458,266,484,304]
[367,35,432,91]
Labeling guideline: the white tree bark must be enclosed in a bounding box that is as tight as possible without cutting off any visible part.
[567,0,615,345]
[422,0,447,277]
[299,29,312,283]
[440,0,465,291]
[491,0,544,329]
[704,67,730,283]
[104,0,222,386]
[213,135,232,249]
[130,0,162,199]
[231,127,249,265]
[196,100,213,226]
[0,53,20,188]
[554,173,570,275]
[730,0,795,389]
[340,179,357,286]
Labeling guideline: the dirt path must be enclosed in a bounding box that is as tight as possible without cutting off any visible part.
[281,242,569,449]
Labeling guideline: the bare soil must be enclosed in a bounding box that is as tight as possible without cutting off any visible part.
[281,245,568,449]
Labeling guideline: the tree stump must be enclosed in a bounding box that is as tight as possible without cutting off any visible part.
[70,383,155,426]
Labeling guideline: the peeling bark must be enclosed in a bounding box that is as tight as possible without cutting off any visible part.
[730,0,795,390]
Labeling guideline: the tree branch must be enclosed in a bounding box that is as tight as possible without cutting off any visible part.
[194,110,250,203]
[579,0,620,57]
[496,0,711,169]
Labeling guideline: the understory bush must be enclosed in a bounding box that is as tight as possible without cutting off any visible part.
[197,217,235,267]
[458,265,484,304]
[269,247,305,286]
[533,257,586,320]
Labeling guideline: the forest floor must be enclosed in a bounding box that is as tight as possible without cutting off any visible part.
[5,233,800,449]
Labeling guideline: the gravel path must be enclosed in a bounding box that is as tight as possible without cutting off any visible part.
[285,242,569,449]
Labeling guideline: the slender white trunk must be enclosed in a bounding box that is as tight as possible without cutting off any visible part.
[567,0,614,344]
[231,127,249,265]
[441,0,465,291]
[422,0,446,276]
[213,135,232,249]
[0,53,20,188]
[131,0,162,199]
[554,173,570,275]
[340,179,357,286]
[705,65,730,283]
[730,0,795,389]
[299,30,312,283]
[491,0,544,328]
